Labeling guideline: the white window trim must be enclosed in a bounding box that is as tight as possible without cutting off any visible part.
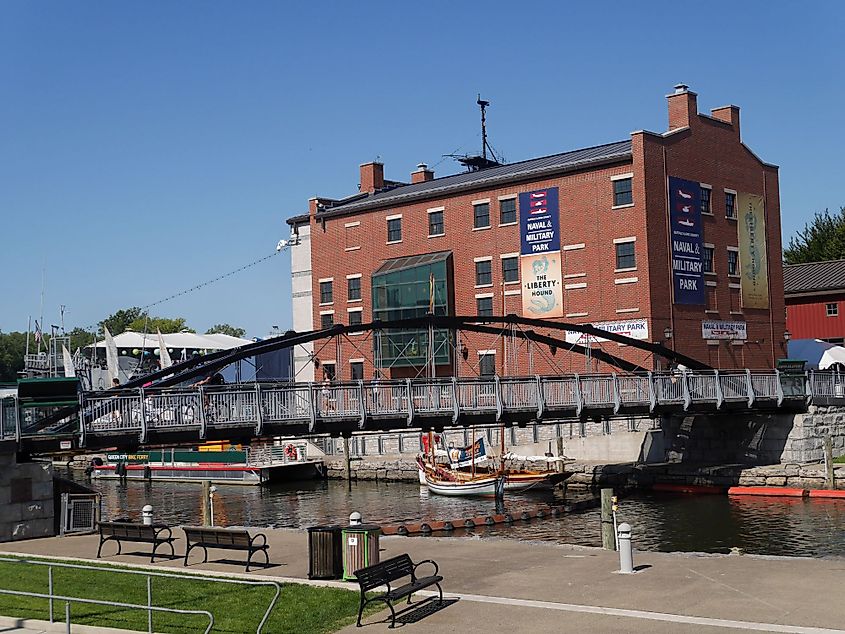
[478,350,496,356]
[612,203,635,210]
[472,225,491,231]
[497,194,517,201]
[427,206,444,213]
[319,309,335,315]
[614,277,638,284]
[504,289,521,296]
[565,282,587,290]
[611,172,634,181]
[724,188,738,195]
[349,358,365,363]
[473,256,493,262]
[729,282,742,289]
[318,277,334,283]
[614,267,637,273]
[345,246,361,251]
[707,340,720,346]
[344,221,361,228]
[700,183,712,190]
[386,213,403,221]
[500,252,519,259]
[613,236,637,244]
[427,207,445,237]
[498,222,518,227]
[472,198,491,205]
[346,273,362,279]
[727,247,741,277]
[705,310,720,314]
[386,240,403,245]
[346,307,363,313]
[475,292,494,299]
[563,243,585,251]
[566,312,588,318]
[705,280,717,287]
[564,273,586,279]
[700,183,714,215]
[616,308,640,314]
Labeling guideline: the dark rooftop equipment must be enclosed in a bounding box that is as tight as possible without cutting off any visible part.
[449,95,502,172]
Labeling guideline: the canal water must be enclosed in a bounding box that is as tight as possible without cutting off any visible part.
[72,473,845,558]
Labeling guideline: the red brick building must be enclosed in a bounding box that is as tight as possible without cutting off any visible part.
[784,259,845,344]
[288,85,786,381]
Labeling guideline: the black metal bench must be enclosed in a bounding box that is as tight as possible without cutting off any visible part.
[354,554,443,628]
[96,521,176,563]
[182,526,270,572]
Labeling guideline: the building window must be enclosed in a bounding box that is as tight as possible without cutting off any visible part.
[428,210,444,236]
[350,361,364,380]
[725,192,736,219]
[348,310,363,328]
[827,303,839,317]
[475,260,492,286]
[727,249,739,276]
[347,277,361,301]
[502,256,519,283]
[703,246,715,273]
[387,217,402,242]
[319,280,333,304]
[613,178,633,207]
[476,296,493,317]
[479,353,495,377]
[345,222,360,251]
[615,241,636,270]
[473,202,490,229]
[322,363,336,380]
[500,198,516,225]
[320,313,334,329]
[700,187,711,214]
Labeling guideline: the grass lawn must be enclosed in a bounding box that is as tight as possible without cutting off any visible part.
[0,557,374,633]
[834,456,845,463]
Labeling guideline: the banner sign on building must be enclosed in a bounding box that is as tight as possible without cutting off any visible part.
[702,320,747,340]
[564,319,649,345]
[521,253,564,318]
[737,192,769,309]
[520,187,564,318]
[519,187,560,255]
[668,176,705,305]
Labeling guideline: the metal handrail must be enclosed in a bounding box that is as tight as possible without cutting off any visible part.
[0,556,281,634]
[0,589,214,634]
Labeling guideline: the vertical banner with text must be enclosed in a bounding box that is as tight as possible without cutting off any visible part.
[737,192,769,309]
[668,176,705,305]
[520,187,563,318]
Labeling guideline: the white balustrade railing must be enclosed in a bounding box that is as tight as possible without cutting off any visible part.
[72,370,845,443]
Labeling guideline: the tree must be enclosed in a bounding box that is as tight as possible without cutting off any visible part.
[0,331,28,382]
[99,307,144,336]
[127,316,194,334]
[206,324,246,338]
[784,206,845,264]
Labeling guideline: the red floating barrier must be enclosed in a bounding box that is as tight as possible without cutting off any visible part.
[727,486,808,497]
[808,489,845,499]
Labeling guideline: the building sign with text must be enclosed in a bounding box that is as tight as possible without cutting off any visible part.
[668,176,705,305]
[702,320,747,340]
[737,192,769,309]
[564,319,649,344]
[520,187,564,318]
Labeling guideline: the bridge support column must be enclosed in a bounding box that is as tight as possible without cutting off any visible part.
[0,441,54,543]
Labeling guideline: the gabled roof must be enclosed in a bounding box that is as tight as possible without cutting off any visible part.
[317,140,633,217]
[783,259,845,295]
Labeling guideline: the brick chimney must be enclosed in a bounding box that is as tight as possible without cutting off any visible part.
[710,105,741,138]
[360,162,384,193]
[411,162,434,184]
[667,83,698,131]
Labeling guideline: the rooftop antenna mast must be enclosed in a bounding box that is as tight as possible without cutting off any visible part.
[448,95,502,172]
[478,94,490,162]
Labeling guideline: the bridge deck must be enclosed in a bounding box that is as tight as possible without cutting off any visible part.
[2,369,836,451]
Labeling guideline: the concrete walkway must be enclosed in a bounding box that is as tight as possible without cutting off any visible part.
[0,615,139,633]
[2,530,844,633]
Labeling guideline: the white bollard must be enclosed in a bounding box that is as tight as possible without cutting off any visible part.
[617,522,634,574]
[209,486,218,527]
[349,511,362,526]
[142,505,153,526]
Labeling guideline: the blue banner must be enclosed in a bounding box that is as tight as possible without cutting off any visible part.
[519,187,560,255]
[668,176,705,305]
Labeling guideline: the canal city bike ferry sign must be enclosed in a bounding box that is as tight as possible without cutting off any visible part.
[520,187,564,318]
[668,176,705,305]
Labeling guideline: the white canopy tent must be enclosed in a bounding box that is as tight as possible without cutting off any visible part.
[90,331,251,353]
[788,339,845,371]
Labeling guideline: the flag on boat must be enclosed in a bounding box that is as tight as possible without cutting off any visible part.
[448,438,487,468]
[34,320,42,344]
[62,345,75,377]
[104,326,119,384]
[157,330,173,369]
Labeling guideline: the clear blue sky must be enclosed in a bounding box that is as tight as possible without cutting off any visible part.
[2,1,843,338]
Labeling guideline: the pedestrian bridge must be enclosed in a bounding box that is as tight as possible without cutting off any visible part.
[4,370,843,452]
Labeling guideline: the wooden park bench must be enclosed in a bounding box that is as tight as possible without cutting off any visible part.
[182,526,270,572]
[96,521,176,563]
[354,554,443,628]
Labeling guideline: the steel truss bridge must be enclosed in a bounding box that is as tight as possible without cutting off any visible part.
[2,315,843,453]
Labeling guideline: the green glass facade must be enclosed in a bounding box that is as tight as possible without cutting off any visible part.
[372,253,452,367]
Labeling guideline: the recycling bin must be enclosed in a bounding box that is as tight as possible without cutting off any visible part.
[341,524,381,581]
[307,525,343,580]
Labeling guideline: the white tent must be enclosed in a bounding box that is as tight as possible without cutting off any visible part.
[90,331,251,352]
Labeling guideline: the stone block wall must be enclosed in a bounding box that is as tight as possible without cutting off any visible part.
[0,441,55,542]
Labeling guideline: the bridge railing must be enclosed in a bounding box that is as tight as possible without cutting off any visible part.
[71,369,841,442]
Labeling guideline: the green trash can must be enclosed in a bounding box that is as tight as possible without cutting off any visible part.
[341,524,381,581]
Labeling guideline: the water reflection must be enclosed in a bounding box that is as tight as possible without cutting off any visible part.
[74,472,845,558]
